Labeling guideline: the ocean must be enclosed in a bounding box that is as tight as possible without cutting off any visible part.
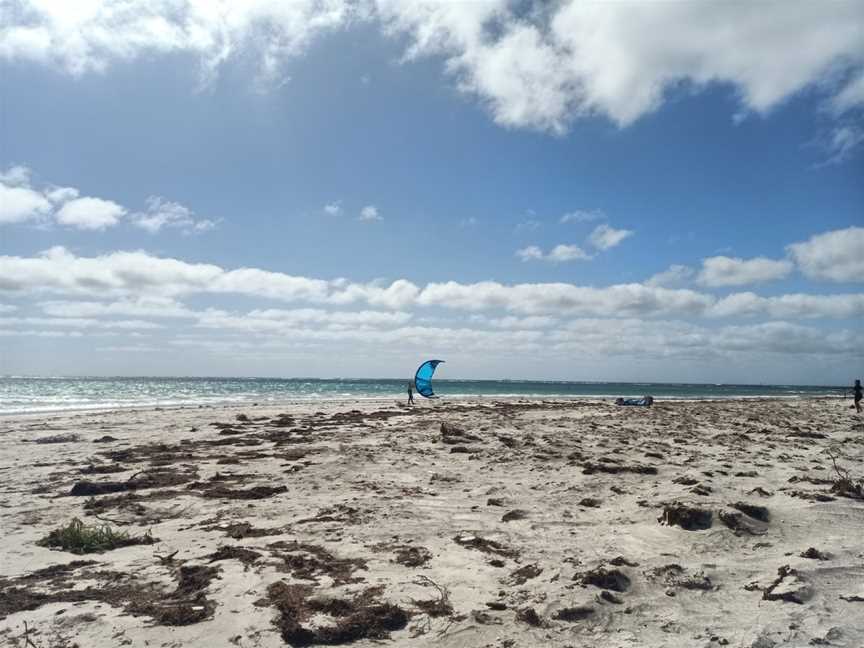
[0,376,846,415]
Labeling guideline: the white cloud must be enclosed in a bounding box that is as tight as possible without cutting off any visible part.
[548,244,591,262]
[195,308,413,334]
[516,244,591,263]
[55,196,127,230]
[0,182,52,224]
[0,304,18,313]
[830,72,864,115]
[0,316,161,330]
[2,2,862,136]
[645,264,695,288]
[471,314,556,330]
[1,165,214,233]
[45,186,80,203]
[358,205,382,222]
[2,248,861,322]
[549,319,854,358]
[378,1,864,131]
[0,0,355,83]
[416,280,715,317]
[323,201,342,215]
[515,245,542,262]
[588,224,633,251]
[709,292,864,320]
[560,209,604,224]
[697,256,794,287]
[821,125,864,164]
[0,329,84,338]
[787,226,864,282]
[131,196,215,234]
[0,165,32,185]
[39,297,194,319]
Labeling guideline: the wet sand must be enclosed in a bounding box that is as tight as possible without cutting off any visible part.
[1,398,863,647]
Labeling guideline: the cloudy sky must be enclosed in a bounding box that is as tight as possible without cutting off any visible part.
[1,0,862,383]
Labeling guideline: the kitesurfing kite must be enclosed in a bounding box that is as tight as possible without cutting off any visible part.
[414,359,444,398]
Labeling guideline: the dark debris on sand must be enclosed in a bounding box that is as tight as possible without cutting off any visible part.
[394,545,433,568]
[658,503,713,530]
[268,541,368,585]
[453,534,519,559]
[0,561,220,626]
[553,606,594,622]
[645,564,714,591]
[580,460,658,475]
[259,581,410,646]
[574,567,631,592]
[206,545,262,569]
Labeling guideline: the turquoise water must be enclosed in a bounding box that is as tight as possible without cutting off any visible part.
[0,377,846,415]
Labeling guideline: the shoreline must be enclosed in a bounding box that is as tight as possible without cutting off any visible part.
[0,393,849,419]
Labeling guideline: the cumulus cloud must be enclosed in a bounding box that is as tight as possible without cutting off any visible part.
[0,165,215,234]
[549,319,854,358]
[378,0,864,131]
[0,165,32,185]
[560,209,603,224]
[195,308,413,333]
[39,297,194,319]
[131,196,215,234]
[709,292,864,320]
[2,1,862,136]
[358,205,382,222]
[55,196,127,230]
[45,186,80,203]
[645,264,695,288]
[0,181,52,224]
[0,0,355,83]
[588,224,633,251]
[2,248,861,322]
[697,256,794,287]
[416,280,715,317]
[0,316,161,330]
[516,244,591,263]
[787,226,864,282]
[323,201,342,215]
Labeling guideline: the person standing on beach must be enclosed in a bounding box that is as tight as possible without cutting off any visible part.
[407,381,415,406]
[854,379,862,414]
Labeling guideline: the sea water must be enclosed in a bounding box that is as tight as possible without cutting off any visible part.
[0,376,845,415]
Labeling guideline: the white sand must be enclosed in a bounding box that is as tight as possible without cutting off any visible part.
[1,398,862,647]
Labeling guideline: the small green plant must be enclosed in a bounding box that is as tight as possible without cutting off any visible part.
[826,448,864,500]
[37,518,153,554]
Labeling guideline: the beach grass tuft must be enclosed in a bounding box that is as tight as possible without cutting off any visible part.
[38,518,155,554]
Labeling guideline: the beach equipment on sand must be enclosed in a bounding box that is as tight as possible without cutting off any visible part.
[615,396,654,407]
[414,360,444,398]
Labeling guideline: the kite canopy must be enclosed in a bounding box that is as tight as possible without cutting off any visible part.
[414,359,444,398]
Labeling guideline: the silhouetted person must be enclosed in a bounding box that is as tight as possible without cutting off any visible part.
[407,382,414,406]
[854,379,862,414]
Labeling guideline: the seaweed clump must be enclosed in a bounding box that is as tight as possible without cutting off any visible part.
[261,582,409,646]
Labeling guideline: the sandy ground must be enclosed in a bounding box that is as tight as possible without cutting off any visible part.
[1,397,863,648]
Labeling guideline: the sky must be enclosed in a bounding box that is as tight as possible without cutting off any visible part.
[0,0,862,384]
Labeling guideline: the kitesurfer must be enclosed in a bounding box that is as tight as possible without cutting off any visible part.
[407,381,415,406]
[853,379,862,414]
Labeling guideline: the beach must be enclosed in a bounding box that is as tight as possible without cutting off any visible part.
[1,397,862,647]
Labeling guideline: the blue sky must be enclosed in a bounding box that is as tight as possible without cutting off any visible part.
[1,1,862,383]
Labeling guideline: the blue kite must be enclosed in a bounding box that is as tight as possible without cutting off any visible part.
[414,360,444,398]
